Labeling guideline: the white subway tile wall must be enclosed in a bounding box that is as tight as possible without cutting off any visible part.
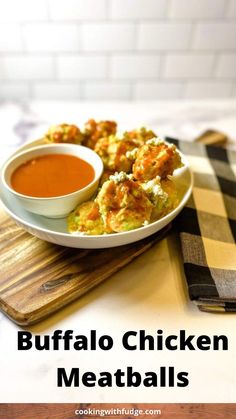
[185,81,233,98]
[193,23,236,50]
[57,56,107,79]
[138,23,192,50]
[0,83,30,100]
[163,54,215,78]
[168,0,226,19]
[84,82,131,100]
[226,0,236,18]
[0,0,48,22]
[0,56,55,80]
[110,0,167,20]
[48,0,107,21]
[0,0,235,100]
[81,23,136,51]
[32,83,81,100]
[23,24,80,52]
[0,25,23,51]
[134,82,185,99]
[216,54,236,78]
[111,55,161,79]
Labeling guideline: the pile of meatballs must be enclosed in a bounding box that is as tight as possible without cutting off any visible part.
[43,120,183,235]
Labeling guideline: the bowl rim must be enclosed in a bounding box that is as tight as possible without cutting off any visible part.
[1,143,104,201]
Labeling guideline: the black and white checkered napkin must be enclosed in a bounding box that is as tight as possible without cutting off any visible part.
[167,138,236,313]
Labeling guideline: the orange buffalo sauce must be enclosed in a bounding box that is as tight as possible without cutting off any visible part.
[11,154,95,198]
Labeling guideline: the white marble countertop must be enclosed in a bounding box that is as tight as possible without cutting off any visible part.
[0,100,236,403]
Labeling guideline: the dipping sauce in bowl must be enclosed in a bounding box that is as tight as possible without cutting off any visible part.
[11,154,95,198]
[2,143,103,218]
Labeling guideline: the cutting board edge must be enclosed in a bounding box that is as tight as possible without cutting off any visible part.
[0,286,91,326]
[0,236,158,326]
[0,298,32,326]
[0,221,171,326]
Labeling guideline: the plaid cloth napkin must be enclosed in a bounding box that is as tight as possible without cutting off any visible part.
[167,137,236,313]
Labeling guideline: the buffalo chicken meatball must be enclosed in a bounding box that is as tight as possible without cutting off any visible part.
[99,169,116,187]
[96,172,153,232]
[133,138,183,181]
[124,127,157,146]
[82,119,117,149]
[67,201,108,235]
[44,124,83,144]
[95,135,139,173]
[141,176,179,221]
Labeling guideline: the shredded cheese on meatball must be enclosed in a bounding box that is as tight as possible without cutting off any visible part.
[109,171,134,184]
[142,177,169,207]
[146,137,165,146]
[126,147,139,160]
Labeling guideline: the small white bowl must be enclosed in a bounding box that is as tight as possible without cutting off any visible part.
[1,143,103,218]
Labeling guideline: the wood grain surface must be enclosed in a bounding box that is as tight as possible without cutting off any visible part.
[0,209,170,326]
[1,403,236,418]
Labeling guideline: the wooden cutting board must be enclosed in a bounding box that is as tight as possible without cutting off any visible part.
[0,208,170,326]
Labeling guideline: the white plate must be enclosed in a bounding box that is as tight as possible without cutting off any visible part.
[0,140,193,249]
